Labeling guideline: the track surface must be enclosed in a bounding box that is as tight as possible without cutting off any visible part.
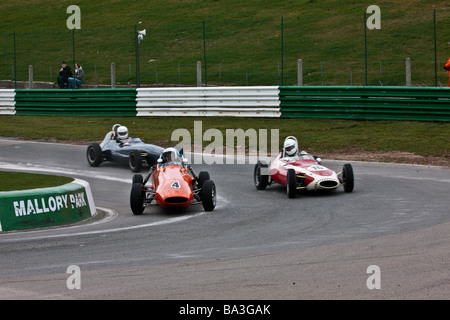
[0,138,450,300]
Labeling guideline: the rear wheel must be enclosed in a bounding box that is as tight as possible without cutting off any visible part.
[129,151,142,172]
[342,163,354,193]
[201,180,216,212]
[287,168,297,198]
[86,143,103,167]
[130,183,145,215]
[254,161,269,190]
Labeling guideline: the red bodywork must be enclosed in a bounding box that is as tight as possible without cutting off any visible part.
[151,164,194,209]
[269,154,336,188]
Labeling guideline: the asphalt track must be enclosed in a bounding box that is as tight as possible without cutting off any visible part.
[0,137,450,300]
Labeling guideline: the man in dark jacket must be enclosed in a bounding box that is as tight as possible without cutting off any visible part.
[57,61,73,89]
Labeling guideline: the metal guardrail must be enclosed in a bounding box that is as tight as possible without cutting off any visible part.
[14,89,137,116]
[0,89,15,115]
[279,86,450,121]
[1,87,449,120]
[136,87,281,117]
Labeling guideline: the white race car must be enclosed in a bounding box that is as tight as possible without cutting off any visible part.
[254,136,354,198]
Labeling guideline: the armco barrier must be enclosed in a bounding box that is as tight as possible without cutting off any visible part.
[279,86,450,121]
[136,86,281,117]
[1,86,450,120]
[14,89,137,116]
[0,179,96,232]
[0,89,15,115]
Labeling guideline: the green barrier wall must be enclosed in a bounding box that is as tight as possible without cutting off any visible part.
[3,87,450,120]
[14,89,137,116]
[279,86,450,121]
[0,179,95,232]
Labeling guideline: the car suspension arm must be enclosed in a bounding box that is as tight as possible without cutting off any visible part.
[143,166,156,185]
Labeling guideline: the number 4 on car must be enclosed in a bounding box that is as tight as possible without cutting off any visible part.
[130,147,216,214]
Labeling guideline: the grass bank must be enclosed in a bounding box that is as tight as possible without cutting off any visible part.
[1,1,449,86]
[0,171,74,192]
[0,115,449,166]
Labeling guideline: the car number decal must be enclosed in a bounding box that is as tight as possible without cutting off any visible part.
[171,181,180,188]
[307,165,327,171]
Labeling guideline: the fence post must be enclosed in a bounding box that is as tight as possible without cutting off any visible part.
[297,59,303,86]
[197,61,202,87]
[405,57,411,87]
[111,62,116,88]
[364,11,368,86]
[434,9,437,87]
[28,65,33,89]
[203,20,207,87]
[13,31,17,89]
[72,29,76,68]
[281,16,284,86]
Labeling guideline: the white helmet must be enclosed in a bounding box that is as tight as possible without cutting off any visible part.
[117,126,128,140]
[284,138,298,156]
[161,147,181,163]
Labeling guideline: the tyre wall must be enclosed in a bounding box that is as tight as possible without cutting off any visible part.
[0,179,96,232]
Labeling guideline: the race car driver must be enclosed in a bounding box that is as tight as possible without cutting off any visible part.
[116,125,130,145]
[283,137,299,157]
[159,147,184,167]
[444,56,450,87]
[282,136,311,160]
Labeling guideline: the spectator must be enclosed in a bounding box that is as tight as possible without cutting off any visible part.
[444,57,450,87]
[68,63,85,89]
[57,61,73,89]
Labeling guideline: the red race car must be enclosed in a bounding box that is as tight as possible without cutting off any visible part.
[130,147,216,214]
[254,136,354,198]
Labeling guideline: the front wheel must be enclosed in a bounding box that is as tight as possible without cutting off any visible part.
[132,174,143,184]
[130,183,145,215]
[342,163,354,193]
[129,151,143,172]
[201,180,216,212]
[86,143,103,167]
[197,171,210,189]
[254,161,269,190]
[287,168,297,198]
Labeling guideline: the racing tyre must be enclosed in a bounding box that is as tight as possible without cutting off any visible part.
[254,161,269,190]
[201,180,216,212]
[287,168,297,198]
[129,151,143,172]
[130,182,145,215]
[132,174,143,184]
[86,143,103,167]
[198,171,210,189]
[342,163,354,193]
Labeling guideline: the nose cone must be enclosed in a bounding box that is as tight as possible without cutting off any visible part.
[156,179,193,209]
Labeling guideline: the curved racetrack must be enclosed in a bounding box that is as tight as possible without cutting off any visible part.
[1,138,450,299]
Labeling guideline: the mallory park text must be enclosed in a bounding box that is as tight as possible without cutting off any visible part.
[179,304,271,317]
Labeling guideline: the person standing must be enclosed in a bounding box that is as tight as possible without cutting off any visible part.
[57,61,73,89]
[444,57,450,87]
[68,63,85,89]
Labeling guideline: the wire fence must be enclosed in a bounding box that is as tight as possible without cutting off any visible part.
[1,10,450,88]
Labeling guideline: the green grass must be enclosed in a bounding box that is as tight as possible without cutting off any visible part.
[1,1,450,86]
[0,171,74,192]
[0,115,448,159]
